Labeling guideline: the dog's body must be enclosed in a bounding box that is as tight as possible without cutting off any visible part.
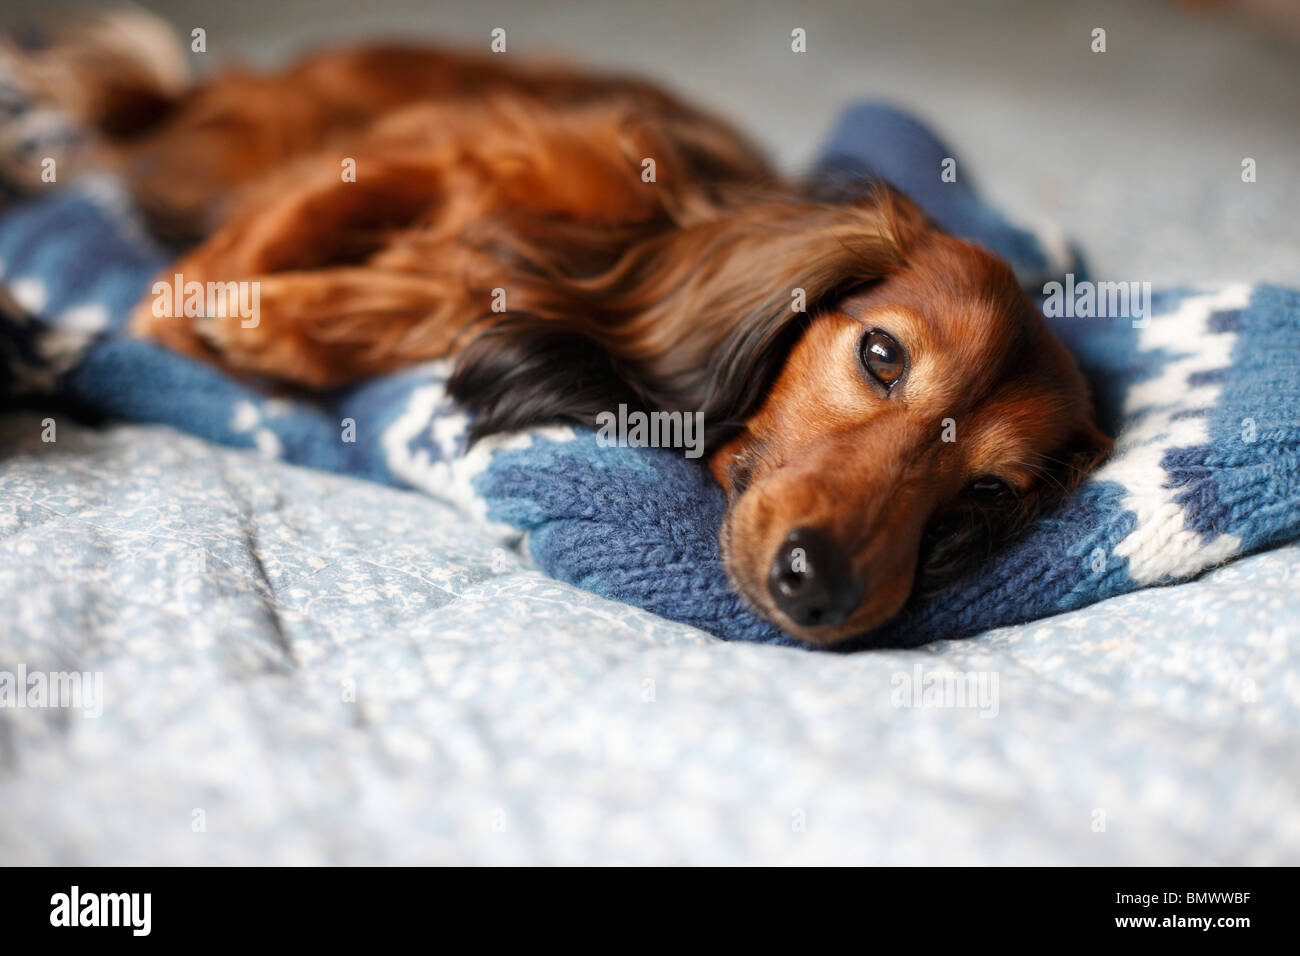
[14,14,1110,644]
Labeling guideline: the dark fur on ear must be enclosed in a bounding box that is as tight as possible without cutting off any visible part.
[449,185,926,450]
[445,320,643,438]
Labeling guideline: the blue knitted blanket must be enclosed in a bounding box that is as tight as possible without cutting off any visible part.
[1,75,1297,647]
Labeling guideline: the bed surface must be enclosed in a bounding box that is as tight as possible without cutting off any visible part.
[3,0,1299,865]
[3,413,1297,864]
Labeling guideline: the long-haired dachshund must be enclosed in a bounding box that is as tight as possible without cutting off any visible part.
[12,13,1110,645]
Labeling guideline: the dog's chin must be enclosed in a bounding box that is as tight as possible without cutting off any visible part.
[766,598,903,647]
[773,612,870,647]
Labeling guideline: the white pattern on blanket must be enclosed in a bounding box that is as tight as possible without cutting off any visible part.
[1,413,1297,864]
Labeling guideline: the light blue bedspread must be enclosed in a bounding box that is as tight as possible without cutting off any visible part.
[2,412,1296,864]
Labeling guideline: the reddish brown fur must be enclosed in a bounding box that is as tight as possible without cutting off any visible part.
[711,230,1110,641]
[19,17,1110,645]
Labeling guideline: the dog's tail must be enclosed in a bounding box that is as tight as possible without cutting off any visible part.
[3,8,188,137]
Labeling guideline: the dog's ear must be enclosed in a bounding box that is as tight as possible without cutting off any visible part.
[450,319,643,442]
[450,186,924,450]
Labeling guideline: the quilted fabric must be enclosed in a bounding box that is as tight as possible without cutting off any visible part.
[2,412,1299,865]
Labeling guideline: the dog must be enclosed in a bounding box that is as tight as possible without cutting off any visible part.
[10,13,1111,645]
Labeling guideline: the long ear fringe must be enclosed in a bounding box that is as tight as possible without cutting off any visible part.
[450,318,643,443]
[449,184,927,453]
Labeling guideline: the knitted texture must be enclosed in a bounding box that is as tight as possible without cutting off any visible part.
[1,65,1297,648]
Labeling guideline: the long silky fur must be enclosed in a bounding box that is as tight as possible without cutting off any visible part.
[449,184,921,453]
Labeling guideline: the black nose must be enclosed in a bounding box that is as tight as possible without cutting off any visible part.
[768,527,863,629]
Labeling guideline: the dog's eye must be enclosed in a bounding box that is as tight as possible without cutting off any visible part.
[859,330,905,389]
[968,477,1017,501]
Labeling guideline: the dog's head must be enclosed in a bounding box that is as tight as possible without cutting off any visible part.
[709,227,1110,644]
[451,186,1110,645]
